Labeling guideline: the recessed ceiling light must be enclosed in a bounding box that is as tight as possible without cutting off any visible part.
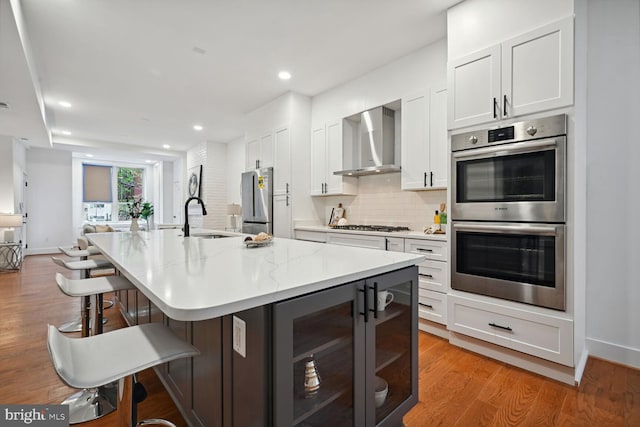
[86,154,94,158]
[193,124,203,131]
[60,130,72,136]
[58,100,72,108]
[145,160,154,163]
[278,71,292,80]
[163,144,171,149]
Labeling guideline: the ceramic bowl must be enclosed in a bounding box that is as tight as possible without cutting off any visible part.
[374,376,388,408]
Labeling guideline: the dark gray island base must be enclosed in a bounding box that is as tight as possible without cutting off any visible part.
[116,265,418,427]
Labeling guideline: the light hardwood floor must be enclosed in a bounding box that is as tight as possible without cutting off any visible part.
[0,255,638,426]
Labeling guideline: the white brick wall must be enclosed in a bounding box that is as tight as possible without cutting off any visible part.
[186,142,228,230]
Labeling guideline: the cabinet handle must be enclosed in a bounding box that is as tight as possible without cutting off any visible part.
[419,273,433,279]
[424,172,427,187]
[430,171,433,187]
[416,248,433,252]
[384,238,388,251]
[421,303,433,309]
[286,183,289,194]
[372,282,379,319]
[503,94,508,117]
[286,195,289,206]
[359,284,370,323]
[489,322,512,332]
[493,97,497,119]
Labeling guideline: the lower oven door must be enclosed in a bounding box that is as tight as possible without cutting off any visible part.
[452,222,565,311]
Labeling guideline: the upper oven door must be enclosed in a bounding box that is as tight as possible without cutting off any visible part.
[452,136,566,222]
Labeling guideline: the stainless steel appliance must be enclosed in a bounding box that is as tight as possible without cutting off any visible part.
[451,114,567,223]
[452,222,565,310]
[241,167,273,234]
[450,115,567,311]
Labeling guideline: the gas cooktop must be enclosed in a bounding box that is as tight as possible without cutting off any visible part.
[330,225,410,233]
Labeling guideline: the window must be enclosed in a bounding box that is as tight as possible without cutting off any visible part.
[82,165,146,223]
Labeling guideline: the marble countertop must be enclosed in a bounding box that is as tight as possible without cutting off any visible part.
[294,225,448,241]
[87,229,424,321]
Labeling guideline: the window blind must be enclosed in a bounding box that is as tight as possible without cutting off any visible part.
[83,164,112,202]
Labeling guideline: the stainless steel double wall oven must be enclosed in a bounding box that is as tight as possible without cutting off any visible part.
[450,114,567,310]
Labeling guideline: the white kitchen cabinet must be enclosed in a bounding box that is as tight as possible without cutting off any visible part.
[273,125,291,196]
[448,294,574,366]
[326,233,386,250]
[401,86,448,190]
[447,17,573,129]
[385,237,404,252]
[294,229,326,243]
[273,194,291,239]
[246,132,274,171]
[309,121,357,196]
[405,238,448,327]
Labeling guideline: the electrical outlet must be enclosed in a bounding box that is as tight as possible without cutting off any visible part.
[233,315,246,358]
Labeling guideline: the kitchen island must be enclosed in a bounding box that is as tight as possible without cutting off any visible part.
[88,229,424,427]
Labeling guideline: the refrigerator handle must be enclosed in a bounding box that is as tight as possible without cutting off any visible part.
[252,175,256,217]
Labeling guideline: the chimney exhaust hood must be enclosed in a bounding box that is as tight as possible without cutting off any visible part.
[334,105,400,177]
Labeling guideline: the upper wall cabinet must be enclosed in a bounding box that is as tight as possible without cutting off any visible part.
[310,120,357,196]
[447,17,573,129]
[246,132,274,171]
[401,85,448,190]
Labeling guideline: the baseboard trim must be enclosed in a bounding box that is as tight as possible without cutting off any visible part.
[418,319,449,339]
[586,337,640,369]
[25,247,60,256]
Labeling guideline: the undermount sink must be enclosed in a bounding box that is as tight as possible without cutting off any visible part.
[195,234,229,239]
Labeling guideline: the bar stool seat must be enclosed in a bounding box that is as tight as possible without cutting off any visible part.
[47,323,199,427]
[58,246,102,258]
[55,273,134,298]
[52,257,113,271]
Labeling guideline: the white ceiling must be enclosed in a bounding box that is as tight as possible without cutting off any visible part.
[1,0,459,159]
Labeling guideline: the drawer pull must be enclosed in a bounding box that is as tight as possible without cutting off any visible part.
[489,322,512,332]
[419,273,434,279]
[420,303,434,309]
[416,248,433,253]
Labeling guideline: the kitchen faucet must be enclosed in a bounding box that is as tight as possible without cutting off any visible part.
[184,197,207,237]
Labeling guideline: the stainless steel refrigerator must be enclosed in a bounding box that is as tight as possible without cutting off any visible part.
[241,167,273,234]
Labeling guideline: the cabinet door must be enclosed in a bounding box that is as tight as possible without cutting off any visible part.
[259,132,274,168]
[165,319,192,409]
[385,237,404,252]
[325,120,344,195]
[401,91,429,190]
[365,266,418,426]
[246,137,260,170]
[310,126,326,195]
[274,125,291,195]
[273,194,292,239]
[447,45,501,129]
[502,17,573,118]
[326,232,386,250]
[429,85,448,189]
[273,282,364,427]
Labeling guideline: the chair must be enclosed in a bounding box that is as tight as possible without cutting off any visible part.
[53,272,137,423]
[47,323,199,427]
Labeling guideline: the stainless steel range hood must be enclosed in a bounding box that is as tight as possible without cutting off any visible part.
[334,106,400,177]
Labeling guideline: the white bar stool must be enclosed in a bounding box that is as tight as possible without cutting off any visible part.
[52,256,115,334]
[58,246,115,309]
[47,323,199,427]
[54,272,137,424]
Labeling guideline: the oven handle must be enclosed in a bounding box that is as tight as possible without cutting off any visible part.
[453,222,561,236]
[452,138,559,160]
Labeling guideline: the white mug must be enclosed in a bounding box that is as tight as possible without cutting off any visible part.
[377,291,394,311]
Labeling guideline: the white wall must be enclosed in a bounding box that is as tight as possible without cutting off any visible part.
[312,39,447,128]
[26,147,73,252]
[203,141,227,230]
[226,137,244,206]
[447,0,574,60]
[584,0,640,367]
[0,135,15,212]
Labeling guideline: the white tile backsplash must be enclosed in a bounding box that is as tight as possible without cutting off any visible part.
[314,173,446,231]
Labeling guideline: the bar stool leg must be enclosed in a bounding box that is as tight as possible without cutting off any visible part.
[118,374,176,427]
